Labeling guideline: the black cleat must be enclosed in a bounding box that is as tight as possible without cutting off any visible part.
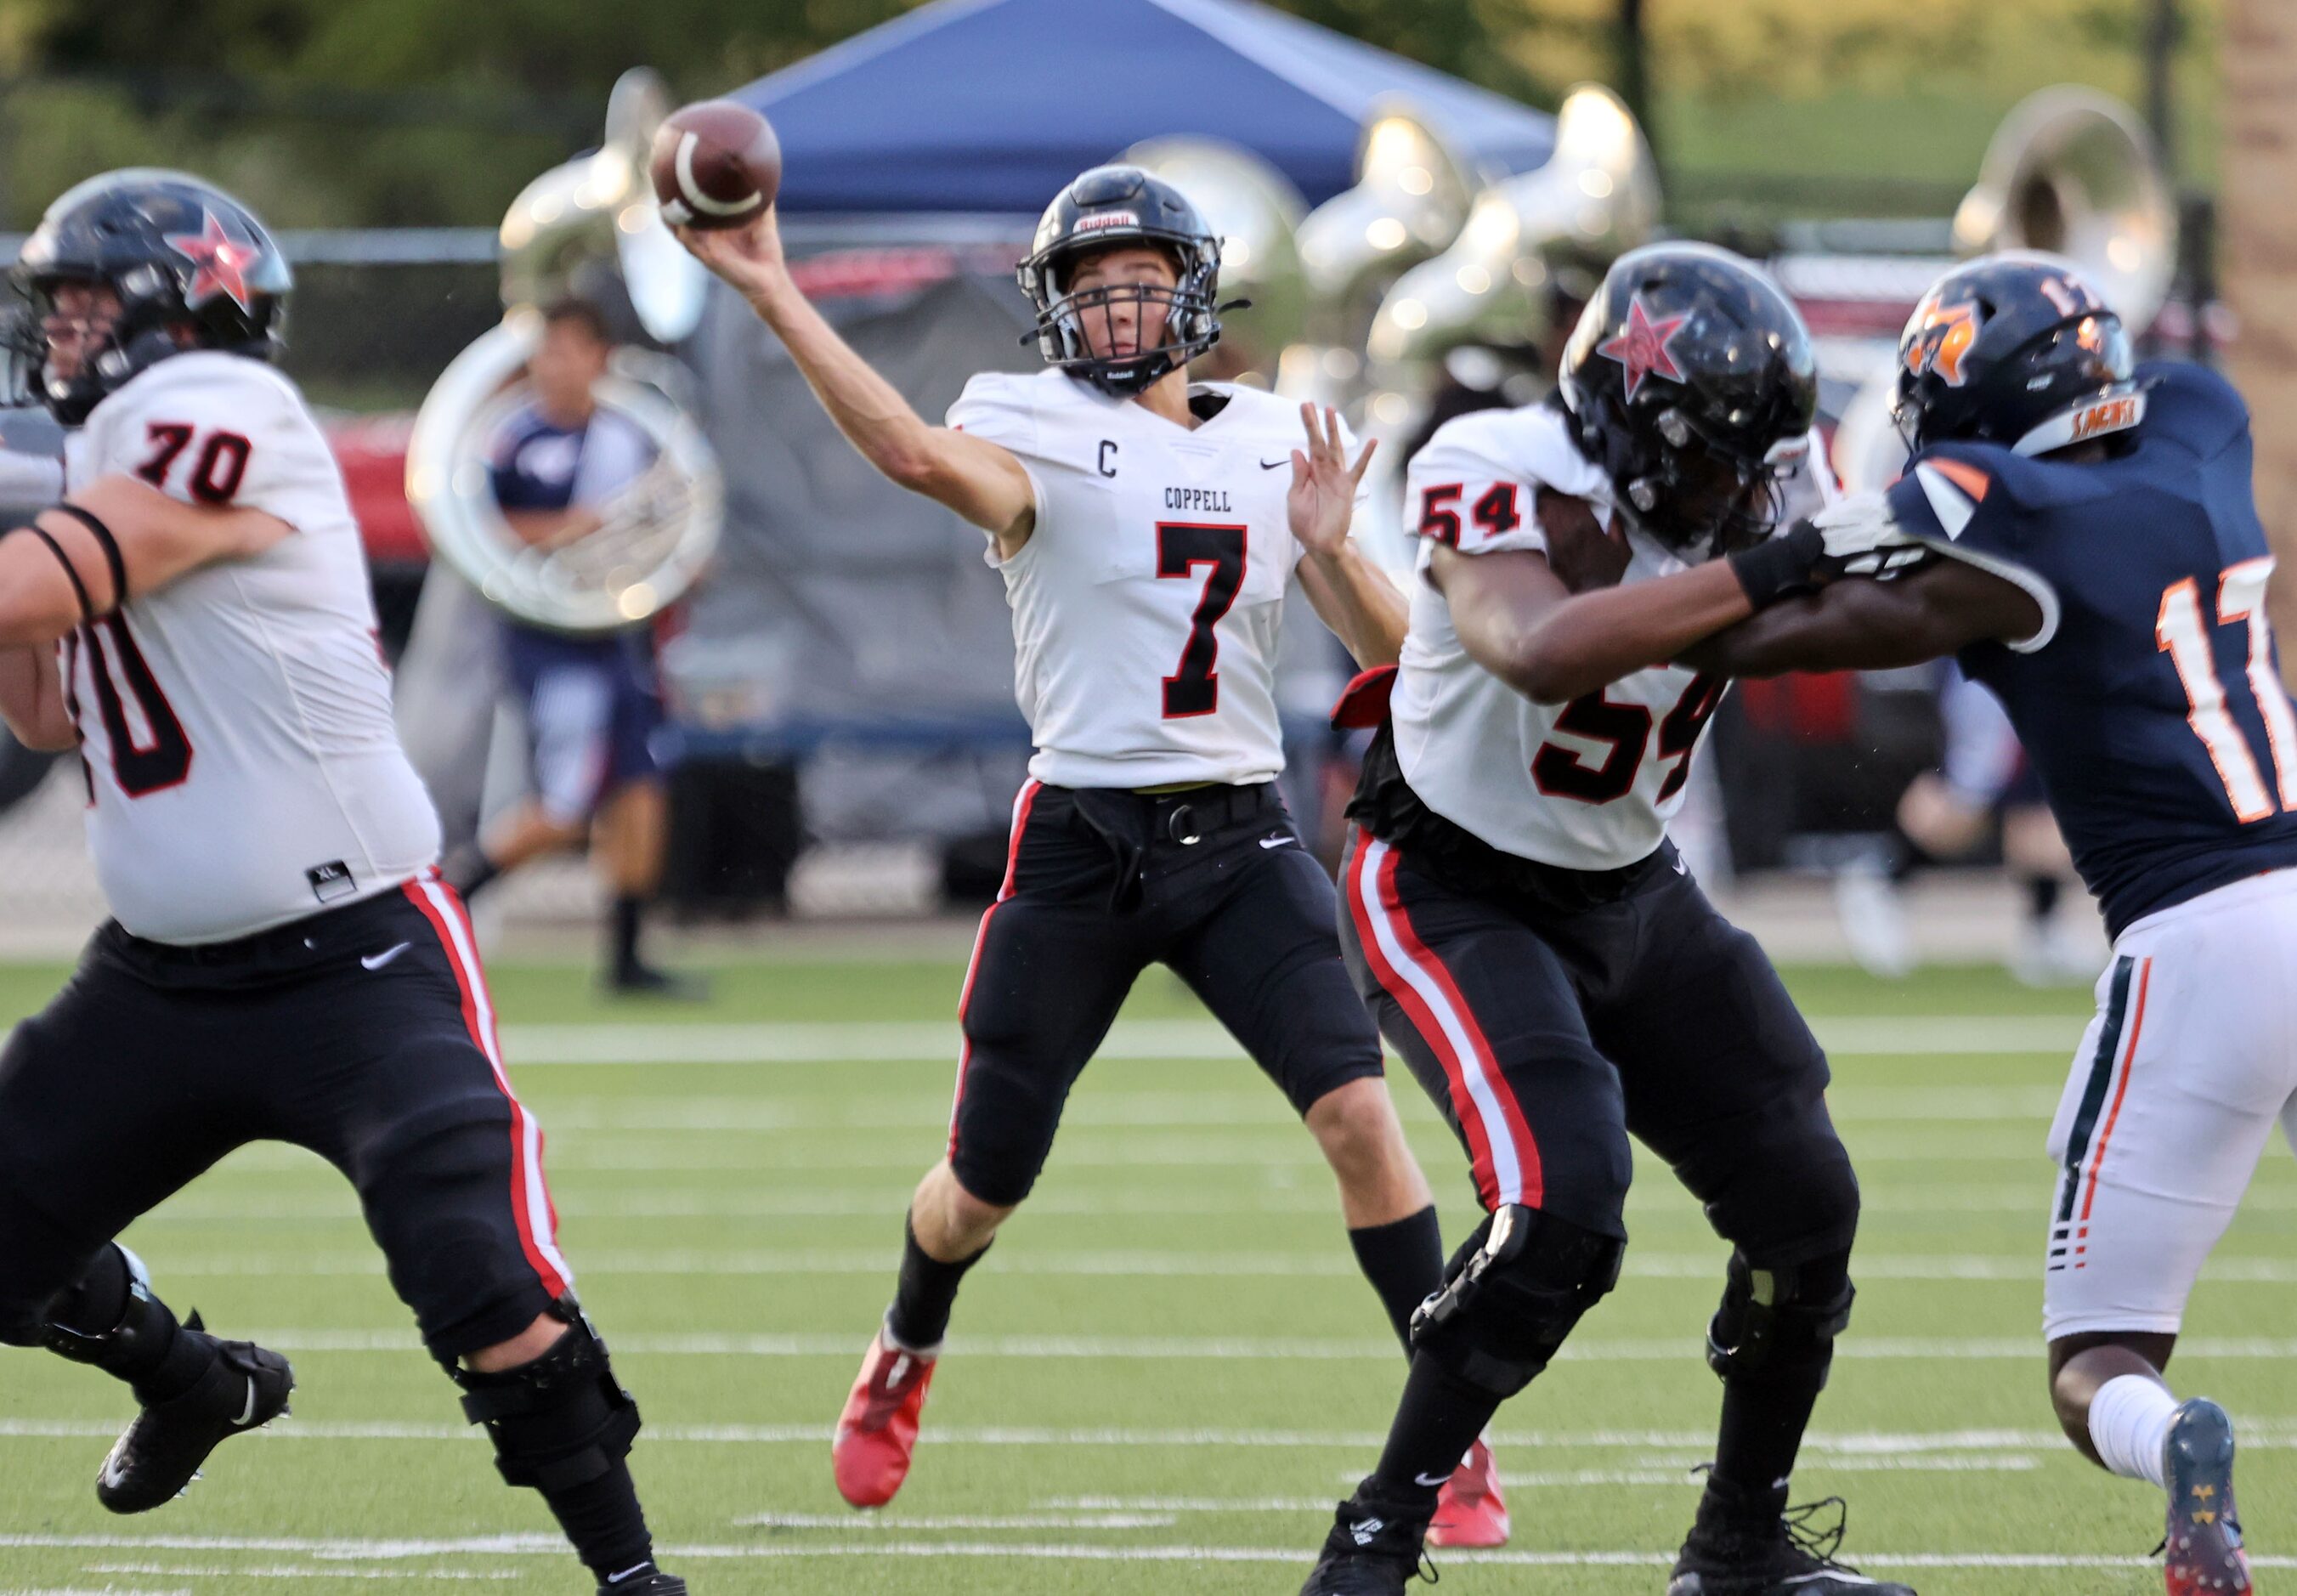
[1299,1493,1436,1594]
[1668,1477,1916,1595]
[96,1317,294,1514]
[605,964,711,1001]
[597,1563,687,1595]
[2163,1396,2251,1595]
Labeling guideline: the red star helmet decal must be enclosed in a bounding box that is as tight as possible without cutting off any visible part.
[162,209,263,313]
[1597,293,1690,399]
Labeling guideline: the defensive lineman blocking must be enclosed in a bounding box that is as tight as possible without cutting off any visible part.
[0,173,683,1595]
[679,166,1509,1542]
[1303,245,1915,1596]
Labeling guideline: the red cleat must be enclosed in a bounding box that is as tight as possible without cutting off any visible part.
[832,1328,937,1508]
[1427,1436,1510,1548]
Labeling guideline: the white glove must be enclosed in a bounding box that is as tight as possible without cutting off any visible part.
[1806,490,1932,579]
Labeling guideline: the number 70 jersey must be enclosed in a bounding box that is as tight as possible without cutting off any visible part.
[949,370,1355,790]
[59,351,441,944]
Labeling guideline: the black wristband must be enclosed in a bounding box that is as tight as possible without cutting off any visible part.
[48,504,125,610]
[1726,519,1824,608]
[14,523,95,624]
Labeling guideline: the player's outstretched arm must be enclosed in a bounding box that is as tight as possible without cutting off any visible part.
[1288,404,1403,665]
[1434,541,1758,705]
[0,474,288,647]
[678,212,1036,553]
[1679,558,2041,677]
[0,644,74,750]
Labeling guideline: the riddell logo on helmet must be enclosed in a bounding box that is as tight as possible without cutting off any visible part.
[1073,212,1141,232]
[2072,396,2140,439]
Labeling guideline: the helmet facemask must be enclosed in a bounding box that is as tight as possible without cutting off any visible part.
[1021,235,1222,398]
[1599,401,1805,560]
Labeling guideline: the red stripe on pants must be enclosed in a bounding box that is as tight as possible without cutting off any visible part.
[947,779,1043,1161]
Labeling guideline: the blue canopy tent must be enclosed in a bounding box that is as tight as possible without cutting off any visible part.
[733,0,1555,216]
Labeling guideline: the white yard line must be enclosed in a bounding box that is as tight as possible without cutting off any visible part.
[12,1419,2297,1452]
[139,1248,2297,1283]
[163,1179,2297,1224]
[494,1015,2083,1065]
[4,1535,2292,1571]
[174,1329,2297,1364]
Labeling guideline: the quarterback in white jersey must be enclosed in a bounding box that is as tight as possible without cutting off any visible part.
[1305,246,1916,1596]
[0,173,683,1595]
[683,166,1509,1542]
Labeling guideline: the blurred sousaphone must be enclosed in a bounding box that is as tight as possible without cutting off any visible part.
[1295,103,1476,354]
[407,67,722,634]
[1122,136,1308,385]
[1367,84,1659,372]
[1831,85,2178,491]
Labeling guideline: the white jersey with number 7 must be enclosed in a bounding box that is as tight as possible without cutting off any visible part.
[949,369,1368,790]
[59,350,440,943]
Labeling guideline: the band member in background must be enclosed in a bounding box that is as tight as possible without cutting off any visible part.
[439,297,702,999]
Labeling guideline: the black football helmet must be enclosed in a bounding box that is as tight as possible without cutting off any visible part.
[1559,242,1819,556]
[1017,166,1223,397]
[1893,252,2137,456]
[7,168,291,425]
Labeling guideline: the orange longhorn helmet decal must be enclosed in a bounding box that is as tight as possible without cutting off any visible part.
[1905,297,1980,388]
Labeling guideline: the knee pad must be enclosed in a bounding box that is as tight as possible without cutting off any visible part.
[1705,1248,1854,1390]
[1409,1204,1625,1399]
[450,1301,642,1492]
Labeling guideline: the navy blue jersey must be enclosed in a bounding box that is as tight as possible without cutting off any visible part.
[486,402,657,653]
[1885,361,2297,937]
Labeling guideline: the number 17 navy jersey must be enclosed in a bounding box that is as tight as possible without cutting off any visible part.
[1883,360,2297,937]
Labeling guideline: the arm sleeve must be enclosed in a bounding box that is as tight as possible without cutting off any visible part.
[1878,450,2060,653]
[1402,425,1549,559]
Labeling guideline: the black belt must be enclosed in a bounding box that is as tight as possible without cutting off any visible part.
[1052,782,1280,909]
[1346,726,1664,913]
[99,884,416,978]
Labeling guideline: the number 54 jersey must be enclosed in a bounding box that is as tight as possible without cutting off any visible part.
[1879,360,2297,938]
[949,370,1363,790]
[59,351,442,943]
[1392,401,1833,870]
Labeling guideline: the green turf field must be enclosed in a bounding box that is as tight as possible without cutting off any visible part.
[0,952,2287,1594]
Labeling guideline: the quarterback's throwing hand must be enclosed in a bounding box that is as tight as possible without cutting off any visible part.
[1288,403,1376,559]
[673,209,787,302]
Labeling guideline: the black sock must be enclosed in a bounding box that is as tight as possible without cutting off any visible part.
[1349,1206,1444,1355]
[44,1247,210,1403]
[1709,1369,1828,1501]
[1885,835,1925,886]
[1366,1352,1503,1510]
[46,1244,133,1338]
[541,1460,653,1583]
[885,1215,989,1352]
[610,895,643,976]
[2023,872,2062,923]
[442,843,502,901]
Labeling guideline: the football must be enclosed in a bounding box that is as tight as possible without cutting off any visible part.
[650,99,781,229]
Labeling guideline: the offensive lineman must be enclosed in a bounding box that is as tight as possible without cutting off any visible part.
[1576,254,2275,1595]
[679,167,1508,1541]
[0,173,684,1595]
[1302,245,1915,1596]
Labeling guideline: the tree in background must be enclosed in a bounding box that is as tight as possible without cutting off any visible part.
[0,0,2222,229]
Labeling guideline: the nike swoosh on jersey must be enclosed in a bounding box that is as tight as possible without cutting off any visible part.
[360,942,413,971]
[1259,835,1295,849]
[1259,457,1291,470]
